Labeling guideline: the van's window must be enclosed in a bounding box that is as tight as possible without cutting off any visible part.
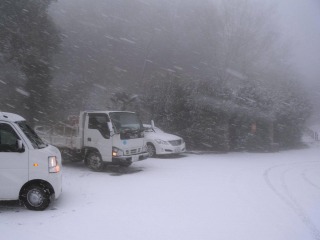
[17,121,47,149]
[88,113,110,139]
[0,123,20,152]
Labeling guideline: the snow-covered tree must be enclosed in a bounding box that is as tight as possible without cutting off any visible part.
[142,0,311,151]
[0,0,60,125]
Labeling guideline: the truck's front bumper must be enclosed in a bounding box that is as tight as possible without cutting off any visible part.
[112,152,149,165]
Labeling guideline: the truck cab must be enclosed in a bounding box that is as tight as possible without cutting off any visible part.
[0,112,62,210]
[81,111,148,171]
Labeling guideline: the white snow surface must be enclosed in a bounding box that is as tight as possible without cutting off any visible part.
[1,148,320,240]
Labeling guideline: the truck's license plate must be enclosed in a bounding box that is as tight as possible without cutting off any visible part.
[132,155,139,161]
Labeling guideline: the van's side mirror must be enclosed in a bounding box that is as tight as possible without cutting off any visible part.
[17,139,25,153]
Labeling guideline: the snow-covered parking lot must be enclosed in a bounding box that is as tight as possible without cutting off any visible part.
[1,147,320,240]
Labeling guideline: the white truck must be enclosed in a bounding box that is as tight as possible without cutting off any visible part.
[0,112,62,211]
[35,111,148,171]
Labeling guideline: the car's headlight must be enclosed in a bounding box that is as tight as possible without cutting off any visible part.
[112,147,124,157]
[48,156,60,173]
[155,139,169,145]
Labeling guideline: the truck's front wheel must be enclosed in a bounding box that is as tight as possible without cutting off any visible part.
[86,151,104,171]
[22,185,50,211]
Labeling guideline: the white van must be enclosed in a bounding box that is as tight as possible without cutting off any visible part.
[0,112,62,210]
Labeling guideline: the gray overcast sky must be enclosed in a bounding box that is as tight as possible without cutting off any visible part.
[50,0,320,114]
[273,0,320,120]
[52,0,320,88]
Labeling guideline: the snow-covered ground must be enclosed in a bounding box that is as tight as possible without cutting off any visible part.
[1,147,320,240]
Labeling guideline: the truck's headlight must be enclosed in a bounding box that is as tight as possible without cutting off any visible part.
[48,156,60,173]
[112,147,124,157]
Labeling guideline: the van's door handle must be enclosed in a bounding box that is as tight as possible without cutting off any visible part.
[88,138,91,142]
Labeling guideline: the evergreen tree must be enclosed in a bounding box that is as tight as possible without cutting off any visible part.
[0,0,60,125]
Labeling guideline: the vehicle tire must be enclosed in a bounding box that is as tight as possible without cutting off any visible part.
[147,143,156,158]
[22,184,50,211]
[86,151,104,171]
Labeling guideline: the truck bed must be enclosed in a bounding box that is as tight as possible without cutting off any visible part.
[34,123,80,149]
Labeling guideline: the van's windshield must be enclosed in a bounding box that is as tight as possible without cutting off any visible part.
[17,121,47,149]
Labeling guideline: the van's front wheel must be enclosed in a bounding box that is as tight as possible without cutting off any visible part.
[22,185,50,211]
[86,151,104,171]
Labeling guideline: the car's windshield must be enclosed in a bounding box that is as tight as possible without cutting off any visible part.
[17,121,47,149]
[109,112,143,133]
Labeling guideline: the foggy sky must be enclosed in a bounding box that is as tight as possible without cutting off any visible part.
[276,0,320,120]
[52,0,320,86]
[49,0,320,117]
[276,0,320,88]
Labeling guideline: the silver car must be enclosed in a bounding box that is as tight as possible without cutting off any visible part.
[143,124,186,157]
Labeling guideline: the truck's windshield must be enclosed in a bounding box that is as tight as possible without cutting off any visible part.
[109,112,143,133]
[17,121,47,149]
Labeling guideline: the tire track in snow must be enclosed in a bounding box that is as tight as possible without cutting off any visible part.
[302,168,320,190]
[264,161,320,240]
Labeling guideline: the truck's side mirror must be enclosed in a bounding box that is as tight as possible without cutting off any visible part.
[151,120,155,129]
[107,122,114,135]
[17,139,25,153]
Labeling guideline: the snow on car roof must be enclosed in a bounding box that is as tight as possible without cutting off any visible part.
[0,112,25,122]
[143,124,164,133]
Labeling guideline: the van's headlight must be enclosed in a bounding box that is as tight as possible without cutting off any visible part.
[48,156,60,173]
[112,147,124,157]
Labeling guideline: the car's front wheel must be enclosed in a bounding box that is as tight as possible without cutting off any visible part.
[147,143,156,158]
[22,185,51,211]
